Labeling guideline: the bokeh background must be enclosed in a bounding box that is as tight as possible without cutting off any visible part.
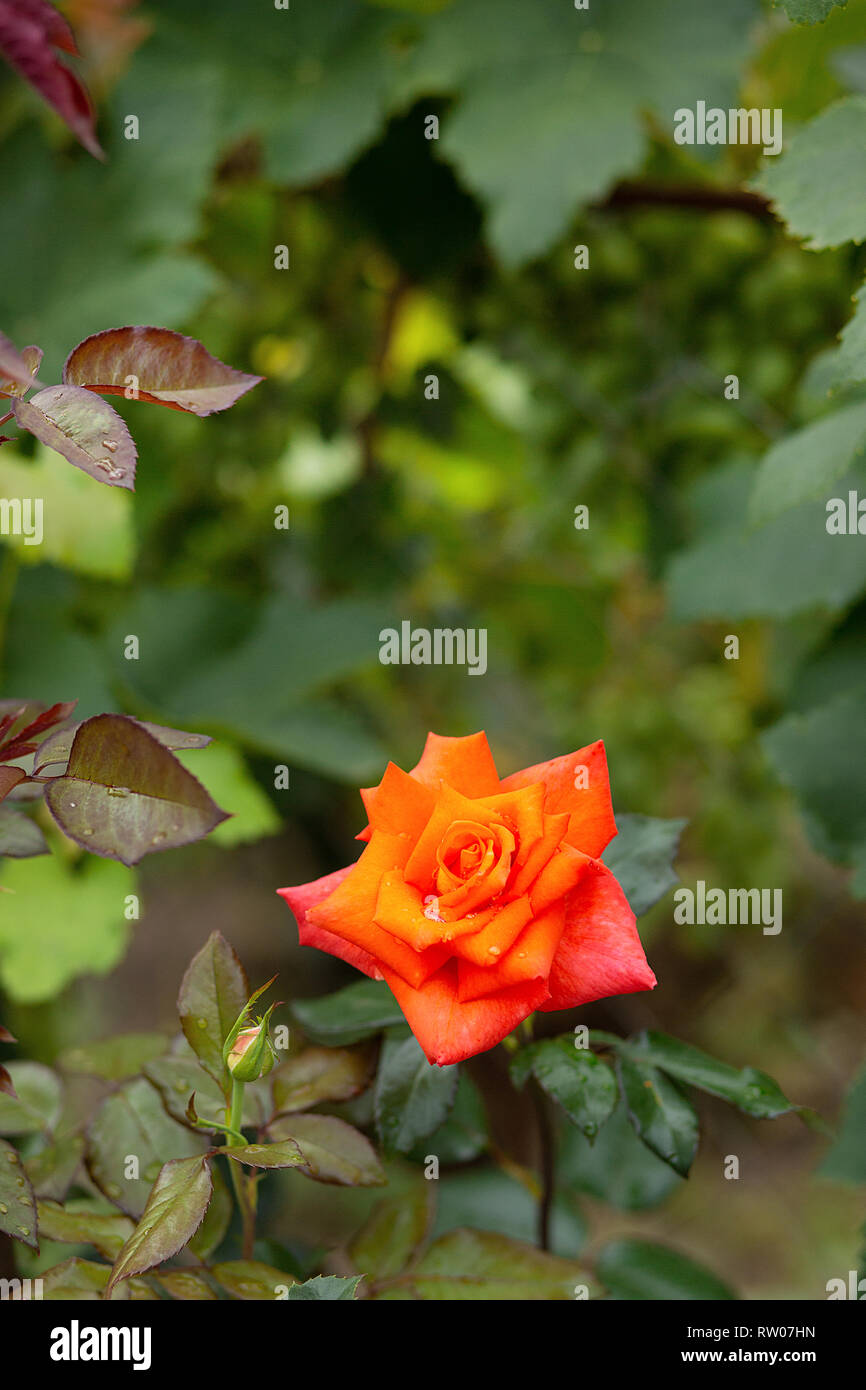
[1,0,865,1298]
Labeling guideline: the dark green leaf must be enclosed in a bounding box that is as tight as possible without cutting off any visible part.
[514,1038,616,1140]
[616,1057,700,1177]
[602,814,687,917]
[290,979,404,1046]
[818,1062,866,1183]
[286,1275,362,1300]
[597,1238,736,1300]
[614,1031,797,1119]
[374,1033,458,1155]
[558,1096,683,1211]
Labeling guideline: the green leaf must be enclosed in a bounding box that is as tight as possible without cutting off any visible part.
[211,1260,296,1299]
[287,1275,362,1301]
[602,814,687,917]
[759,96,866,249]
[222,1140,305,1170]
[432,1167,587,1256]
[824,285,866,393]
[0,806,48,858]
[0,1061,61,1135]
[0,1137,38,1249]
[407,0,758,265]
[0,853,133,1003]
[349,1188,431,1281]
[374,1033,458,1155]
[36,1199,135,1260]
[616,1057,700,1177]
[107,1154,213,1293]
[13,385,137,490]
[513,1038,616,1140]
[268,1112,386,1186]
[407,1070,489,1165]
[86,1078,208,1218]
[143,1052,236,1130]
[177,931,249,1085]
[290,979,404,1047]
[558,1095,683,1211]
[151,1269,218,1300]
[763,692,866,866]
[187,1166,232,1262]
[41,1257,120,1301]
[597,1239,736,1300]
[377,1229,584,1300]
[818,1062,866,1182]
[45,714,228,866]
[668,459,866,620]
[749,403,866,524]
[613,1032,797,1119]
[60,1033,171,1082]
[271,1046,374,1115]
[24,1135,85,1201]
[774,0,848,24]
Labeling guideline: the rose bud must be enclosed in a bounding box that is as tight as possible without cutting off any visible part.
[223,990,278,1083]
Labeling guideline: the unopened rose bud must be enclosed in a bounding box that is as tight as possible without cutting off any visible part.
[223,989,279,1083]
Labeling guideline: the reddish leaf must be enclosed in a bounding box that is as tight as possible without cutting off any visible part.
[63,326,264,417]
[0,767,25,803]
[13,384,136,489]
[0,0,103,158]
[45,714,229,865]
[0,1066,15,1100]
[0,698,77,762]
[35,717,209,775]
[0,332,42,395]
[107,1155,213,1293]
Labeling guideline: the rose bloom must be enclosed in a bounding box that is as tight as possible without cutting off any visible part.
[279,733,655,1066]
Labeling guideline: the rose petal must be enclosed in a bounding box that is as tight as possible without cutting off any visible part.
[456,901,567,1002]
[359,759,436,841]
[410,731,502,797]
[449,896,533,965]
[402,783,509,890]
[382,962,550,1066]
[540,861,656,1011]
[528,842,590,916]
[306,833,449,989]
[278,871,382,979]
[500,739,617,858]
[507,811,570,896]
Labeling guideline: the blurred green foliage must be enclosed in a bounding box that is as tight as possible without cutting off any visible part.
[0,0,865,1298]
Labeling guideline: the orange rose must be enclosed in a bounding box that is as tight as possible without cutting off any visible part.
[278,732,655,1066]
